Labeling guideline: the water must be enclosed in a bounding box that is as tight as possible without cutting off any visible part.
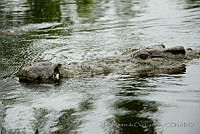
[0,0,200,133]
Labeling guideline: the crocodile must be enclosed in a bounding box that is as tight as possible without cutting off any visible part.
[17,44,200,83]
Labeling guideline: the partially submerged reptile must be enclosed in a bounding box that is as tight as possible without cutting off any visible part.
[17,44,200,83]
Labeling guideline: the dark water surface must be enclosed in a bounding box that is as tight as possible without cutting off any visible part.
[0,0,200,133]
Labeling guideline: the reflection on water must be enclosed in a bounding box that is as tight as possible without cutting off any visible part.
[103,77,158,134]
[76,0,94,21]
[105,99,157,134]
[27,0,61,23]
[0,0,200,133]
[52,108,82,134]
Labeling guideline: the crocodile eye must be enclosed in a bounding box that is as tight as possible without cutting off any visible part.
[139,53,149,60]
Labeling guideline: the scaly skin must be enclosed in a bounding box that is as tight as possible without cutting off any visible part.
[17,44,200,83]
